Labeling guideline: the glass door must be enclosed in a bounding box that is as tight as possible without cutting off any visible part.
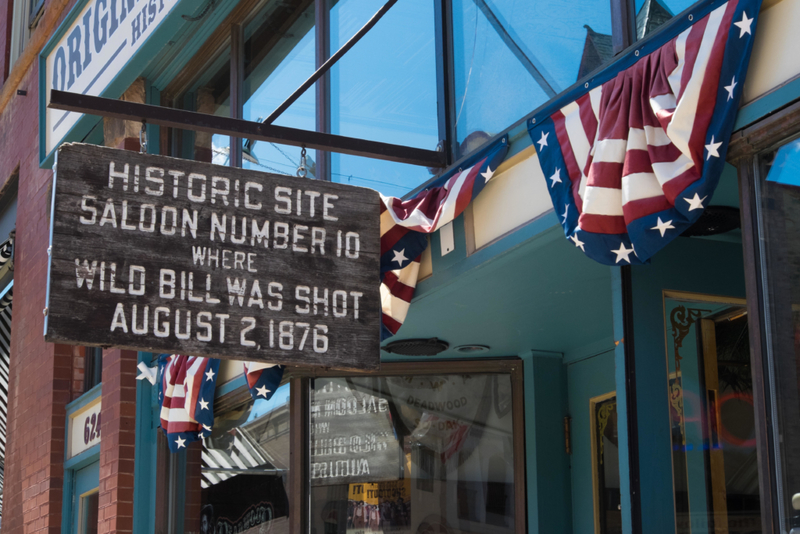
[664,294,761,533]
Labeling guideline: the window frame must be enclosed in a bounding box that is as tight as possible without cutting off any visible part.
[160,0,646,194]
[727,96,800,534]
[284,358,527,534]
[165,359,527,534]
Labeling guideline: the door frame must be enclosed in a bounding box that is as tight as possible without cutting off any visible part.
[61,385,102,534]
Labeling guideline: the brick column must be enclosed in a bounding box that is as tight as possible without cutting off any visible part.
[97,348,138,534]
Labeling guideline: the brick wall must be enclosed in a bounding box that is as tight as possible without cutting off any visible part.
[0,1,93,533]
[0,57,74,533]
[98,349,137,534]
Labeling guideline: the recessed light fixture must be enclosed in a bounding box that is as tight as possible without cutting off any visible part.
[454,345,490,354]
[383,338,449,356]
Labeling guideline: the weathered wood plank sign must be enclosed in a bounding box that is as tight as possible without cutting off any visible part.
[45,144,381,370]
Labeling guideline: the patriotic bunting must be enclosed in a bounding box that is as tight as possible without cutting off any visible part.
[157,356,285,452]
[380,138,509,339]
[158,354,219,452]
[529,0,760,265]
[243,362,285,401]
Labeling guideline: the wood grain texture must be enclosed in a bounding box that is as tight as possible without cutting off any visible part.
[46,143,381,370]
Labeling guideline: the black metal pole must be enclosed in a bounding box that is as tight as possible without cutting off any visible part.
[263,0,398,125]
[230,24,244,168]
[49,90,447,168]
[315,0,331,181]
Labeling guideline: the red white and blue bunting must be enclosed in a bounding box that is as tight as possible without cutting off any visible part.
[528,0,760,265]
[379,139,509,339]
[158,355,284,452]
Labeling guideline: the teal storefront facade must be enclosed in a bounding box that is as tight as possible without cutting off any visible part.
[30,0,800,533]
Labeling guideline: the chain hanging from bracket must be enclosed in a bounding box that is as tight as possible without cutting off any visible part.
[139,120,147,154]
[297,146,308,178]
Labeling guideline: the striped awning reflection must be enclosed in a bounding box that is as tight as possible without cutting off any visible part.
[201,399,290,488]
[0,235,15,517]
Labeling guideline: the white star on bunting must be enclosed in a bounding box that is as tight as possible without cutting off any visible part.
[549,168,562,188]
[569,233,586,252]
[392,249,408,266]
[136,362,158,385]
[724,77,737,101]
[537,131,549,151]
[651,217,675,237]
[734,11,753,38]
[705,136,722,160]
[684,193,707,211]
[561,204,569,225]
[205,368,215,381]
[611,242,635,264]
[481,166,495,184]
[175,436,186,449]
[199,398,209,410]
[198,432,205,439]
[256,385,270,398]
[203,424,212,431]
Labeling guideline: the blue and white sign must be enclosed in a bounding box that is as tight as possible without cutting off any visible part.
[41,0,181,161]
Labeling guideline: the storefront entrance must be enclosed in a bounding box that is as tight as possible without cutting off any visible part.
[664,295,761,533]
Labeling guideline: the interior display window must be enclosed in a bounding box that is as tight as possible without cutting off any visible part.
[590,393,621,534]
[196,383,291,534]
[451,0,612,159]
[663,293,762,533]
[308,369,522,534]
[755,139,800,533]
[329,0,439,197]
[241,0,317,177]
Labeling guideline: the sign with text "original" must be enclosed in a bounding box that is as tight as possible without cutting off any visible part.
[46,144,381,370]
[42,0,180,159]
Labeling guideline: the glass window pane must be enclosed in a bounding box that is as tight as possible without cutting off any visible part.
[79,491,99,534]
[242,2,316,177]
[664,296,762,533]
[309,373,517,534]
[330,0,439,196]
[757,139,800,533]
[173,47,231,163]
[634,0,699,39]
[196,383,291,534]
[453,0,612,158]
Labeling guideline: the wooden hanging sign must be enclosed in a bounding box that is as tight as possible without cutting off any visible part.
[45,144,381,370]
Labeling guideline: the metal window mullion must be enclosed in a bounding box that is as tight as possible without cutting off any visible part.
[316,0,331,181]
[290,377,310,534]
[230,24,244,169]
[611,0,636,55]
[435,0,456,167]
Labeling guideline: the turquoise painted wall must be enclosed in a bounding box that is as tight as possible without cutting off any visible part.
[629,237,746,534]
[523,352,573,534]
[567,349,617,534]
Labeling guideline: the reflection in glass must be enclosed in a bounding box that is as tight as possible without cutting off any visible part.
[634,0,698,39]
[452,0,611,158]
[309,374,515,534]
[174,47,231,164]
[198,383,291,534]
[591,394,621,534]
[330,0,438,197]
[664,296,761,533]
[758,139,800,533]
[242,1,316,177]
